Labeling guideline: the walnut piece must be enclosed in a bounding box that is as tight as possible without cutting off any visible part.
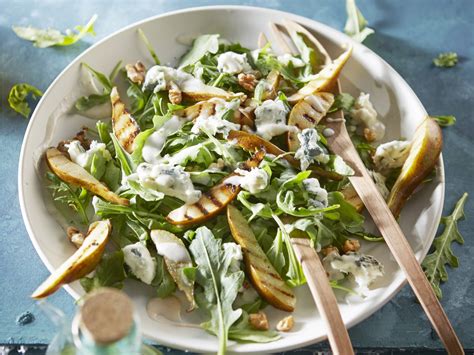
[249,311,269,330]
[125,61,146,85]
[238,73,257,91]
[321,246,339,257]
[276,315,294,332]
[363,127,376,142]
[168,81,182,105]
[342,239,361,254]
[67,226,85,248]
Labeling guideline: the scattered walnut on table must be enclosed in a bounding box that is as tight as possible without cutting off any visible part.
[249,311,269,330]
[168,81,182,105]
[342,239,361,254]
[125,61,146,85]
[276,315,294,332]
[67,226,85,248]
[238,73,258,91]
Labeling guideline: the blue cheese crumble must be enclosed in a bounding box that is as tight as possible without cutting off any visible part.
[123,242,156,284]
[254,99,295,140]
[294,128,330,170]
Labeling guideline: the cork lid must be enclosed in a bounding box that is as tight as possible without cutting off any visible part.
[79,288,134,345]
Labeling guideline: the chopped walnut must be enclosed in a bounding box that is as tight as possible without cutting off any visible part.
[238,73,258,91]
[125,61,146,85]
[249,311,269,330]
[342,239,361,254]
[67,226,85,248]
[363,128,376,142]
[276,315,294,332]
[321,246,339,257]
[168,81,182,105]
[57,129,90,153]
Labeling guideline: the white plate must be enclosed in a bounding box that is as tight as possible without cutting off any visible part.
[18,6,444,353]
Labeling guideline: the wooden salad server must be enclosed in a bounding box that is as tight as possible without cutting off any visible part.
[265,24,355,355]
[274,19,463,355]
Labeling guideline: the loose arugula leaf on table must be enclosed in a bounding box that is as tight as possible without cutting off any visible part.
[431,115,456,127]
[12,14,97,48]
[179,34,220,69]
[422,193,468,299]
[344,0,374,43]
[8,83,43,118]
[80,250,126,292]
[189,227,244,355]
[433,52,458,68]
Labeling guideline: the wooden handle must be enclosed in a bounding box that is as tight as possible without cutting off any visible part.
[324,107,464,355]
[291,238,354,355]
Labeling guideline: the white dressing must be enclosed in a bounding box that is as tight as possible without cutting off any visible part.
[191,98,241,138]
[224,167,269,193]
[217,51,252,74]
[254,99,295,140]
[66,140,111,170]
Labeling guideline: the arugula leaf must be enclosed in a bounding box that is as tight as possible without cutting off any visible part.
[344,0,374,43]
[179,34,220,69]
[46,172,89,224]
[190,227,244,355]
[138,28,160,65]
[8,83,43,118]
[433,52,458,68]
[431,115,456,127]
[80,250,127,292]
[12,15,97,48]
[329,93,355,113]
[228,311,280,343]
[75,61,122,111]
[422,193,468,299]
[151,255,176,298]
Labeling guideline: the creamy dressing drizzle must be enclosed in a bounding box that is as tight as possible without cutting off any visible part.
[146,297,200,329]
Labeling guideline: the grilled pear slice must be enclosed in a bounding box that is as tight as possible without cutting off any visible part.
[288,46,352,103]
[262,70,281,100]
[179,99,253,128]
[228,130,343,181]
[387,118,442,218]
[341,184,364,212]
[110,87,141,154]
[227,205,296,312]
[31,220,112,298]
[46,148,129,206]
[287,92,335,151]
[166,151,265,225]
[150,230,196,311]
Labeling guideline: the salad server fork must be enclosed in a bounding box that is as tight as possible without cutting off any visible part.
[273,19,464,354]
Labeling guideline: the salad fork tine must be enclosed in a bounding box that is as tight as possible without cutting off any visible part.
[275,20,464,354]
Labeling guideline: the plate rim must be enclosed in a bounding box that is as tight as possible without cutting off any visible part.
[18,5,445,353]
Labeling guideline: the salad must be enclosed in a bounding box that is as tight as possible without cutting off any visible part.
[33,29,439,353]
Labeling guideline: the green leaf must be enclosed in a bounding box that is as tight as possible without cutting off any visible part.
[422,193,468,299]
[131,128,155,165]
[138,28,160,65]
[190,227,244,355]
[344,0,374,43]
[228,312,280,343]
[433,52,458,68]
[80,250,127,292]
[329,93,355,113]
[151,255,177,298]
[82,62,113,91]
[12,14,97,48]
[179,34,220,68]
[110,133,136,176]
[75,93,109,111]
[431,115,456,127]
[8,83,43,118]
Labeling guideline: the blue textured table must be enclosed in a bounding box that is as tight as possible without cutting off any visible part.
[1,0,473,353]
